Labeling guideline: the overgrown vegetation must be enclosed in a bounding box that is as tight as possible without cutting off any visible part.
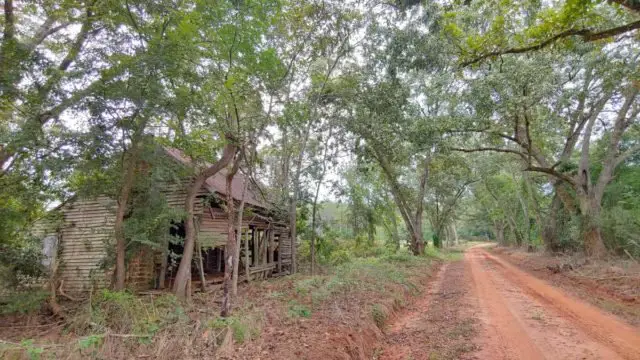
[1,0,640,356]
[1,247,443,359]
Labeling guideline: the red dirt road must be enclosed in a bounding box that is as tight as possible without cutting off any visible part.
[380,245,640,360]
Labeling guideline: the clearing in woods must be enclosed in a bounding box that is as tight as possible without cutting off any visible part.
[378,244,640,360]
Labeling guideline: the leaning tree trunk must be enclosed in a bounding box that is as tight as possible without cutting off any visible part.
[173,143,236,299]
[390,212,400,250]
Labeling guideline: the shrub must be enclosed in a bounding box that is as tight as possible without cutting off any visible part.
[329,249,352,265]
[0,291,49,315]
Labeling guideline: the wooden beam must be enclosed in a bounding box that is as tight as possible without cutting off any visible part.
[267,228,273,264]
[277,234,282,273]
[251,227,256,266]
[245,228,250,283]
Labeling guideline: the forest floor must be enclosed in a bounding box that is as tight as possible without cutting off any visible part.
[376,244,640,360]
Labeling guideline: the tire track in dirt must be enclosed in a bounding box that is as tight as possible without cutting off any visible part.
[377,245,640,360]
[474,246,640,360]
[378,260,481,360]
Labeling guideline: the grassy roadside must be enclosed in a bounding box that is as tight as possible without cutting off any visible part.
[0,247,462,359]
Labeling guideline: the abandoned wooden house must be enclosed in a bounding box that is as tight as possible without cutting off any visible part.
[34,147,291,294]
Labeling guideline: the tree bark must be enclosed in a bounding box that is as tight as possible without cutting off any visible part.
[542,194,562,252]
[579,196,607,258]
[232,174,249,296]
[221,158,240,317]
[452,223,459,246]
[390,212,400,250]
[494,221,505,245]
[194,217,206,292]
[113,142,142,291]
[289,189,299,274]
[413,162,429,252]
[173,142,236,299]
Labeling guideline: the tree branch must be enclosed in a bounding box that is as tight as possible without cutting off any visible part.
[608,0,640,13]
[524,166,577,187]
[450,147,528,160]
[461,20,640,67]
[4,0,15,41]
[614,143,640,168]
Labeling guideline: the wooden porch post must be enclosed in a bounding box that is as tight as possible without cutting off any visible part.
[251,227,256,266]
[245,228,250,283]
[267,227,273,264]
[263,229,268,264]
[277,232,282,273]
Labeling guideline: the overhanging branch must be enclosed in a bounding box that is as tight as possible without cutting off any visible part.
[524,166,577,187]
[461,20,640,67]
[450,147,528,161]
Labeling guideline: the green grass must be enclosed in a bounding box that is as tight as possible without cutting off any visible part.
[206,315,262,344]
[371,304,388,329]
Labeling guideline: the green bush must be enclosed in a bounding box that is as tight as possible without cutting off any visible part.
[329,249,352,265]
[0,291,49,315]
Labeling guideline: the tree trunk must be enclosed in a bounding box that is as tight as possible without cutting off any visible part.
[173,143,236,299]
[390,213,400,250]
[310,125,333,275]
[542,194,562,252]
[584,224,606,258]
[113,144,141,291]
[289,195,298,274]
[367,210,375,247]
[310,199,317,274]
[221,160,239,317]
[412,160,429,253]
[194,218,206,292]
[494,221,505,245]
[451,223,459,246]
[232,175,249,296]
[432,225,443,249]
[579,197,607,258]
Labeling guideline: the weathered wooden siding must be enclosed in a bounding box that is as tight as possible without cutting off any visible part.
[277,231,292,265]
[58,196,115,293]
[160,181,208,214]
